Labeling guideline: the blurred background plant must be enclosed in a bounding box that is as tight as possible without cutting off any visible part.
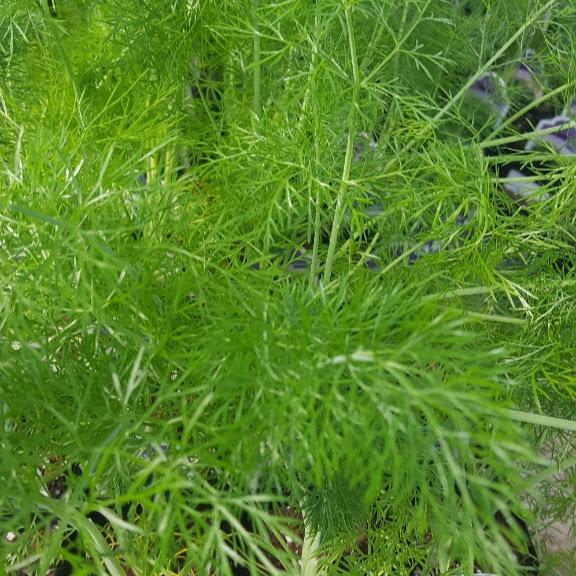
[1,0,575,574]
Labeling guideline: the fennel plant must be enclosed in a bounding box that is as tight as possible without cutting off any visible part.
[1,1,575,574]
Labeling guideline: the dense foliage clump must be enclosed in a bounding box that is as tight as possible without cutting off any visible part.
[1,1,575,574]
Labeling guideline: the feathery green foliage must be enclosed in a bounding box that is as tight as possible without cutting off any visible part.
[1,0,575,574]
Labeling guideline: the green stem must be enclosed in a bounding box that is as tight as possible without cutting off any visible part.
[308,13,322,287]
[163,144,176,186]
[480,119,576,150]
[362,0,432,85]
[309,141,323,287]
[503,409,576,432]
[377,0,558,176]
[482,81,573,143]
[392,1,409,81]
[323,7,360,284]
[253,0,262,119]
[431,0,556,126]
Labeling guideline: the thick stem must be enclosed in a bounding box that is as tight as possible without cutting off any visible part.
[300,504,324,576]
